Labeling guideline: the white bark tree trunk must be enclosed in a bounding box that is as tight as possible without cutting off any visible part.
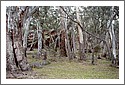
[111,20,116,59]
[107,6,117,64]
[6,32,17,72]
[6,6,39,72]
[109,21,116,63]
[76,7,83,44]
[23,16,31,57]
[37,20,42,58]
[76,6,85,60]
[6,7,19,72]
[64,7,72,59]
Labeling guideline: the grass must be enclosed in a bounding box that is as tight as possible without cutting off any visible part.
[27,50,119,79]
[33,60,118,79]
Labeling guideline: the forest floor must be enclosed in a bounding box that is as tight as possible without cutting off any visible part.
[26,49,119,79]
[7,49,119,79]
[31,59,119,79]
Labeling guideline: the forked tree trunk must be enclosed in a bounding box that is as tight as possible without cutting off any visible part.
[6,6,35,72]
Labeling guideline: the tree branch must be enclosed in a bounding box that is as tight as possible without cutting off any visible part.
[27,6,39,18]
[60,6,106,43]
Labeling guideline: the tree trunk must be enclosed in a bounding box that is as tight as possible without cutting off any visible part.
[71,26,76,58]
[59,7,72,59]
[112,20,116,59]
[23,17,31,57]
[64,7,72,59]
[107,7,117,64]
[102,32,109,58]
[6,32,17,72]
[76,6,85,60]
[6,6,33,72]
[109,20,117,64]
[37,20,43,58]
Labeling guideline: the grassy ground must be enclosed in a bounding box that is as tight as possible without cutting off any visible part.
[26,49,119,79]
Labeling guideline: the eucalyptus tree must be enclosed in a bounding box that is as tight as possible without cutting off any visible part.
[6,6,38,72]
[23,6,36,57]
[76,6,86,60]
[107,6,119,65]
[59,6,72,59]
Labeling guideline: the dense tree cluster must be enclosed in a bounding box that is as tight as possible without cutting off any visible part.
[6,6,119,75]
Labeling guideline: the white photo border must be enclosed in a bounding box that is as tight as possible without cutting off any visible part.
[1,1,124,84]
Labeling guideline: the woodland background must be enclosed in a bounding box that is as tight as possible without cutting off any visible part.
[6,6,119,79]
